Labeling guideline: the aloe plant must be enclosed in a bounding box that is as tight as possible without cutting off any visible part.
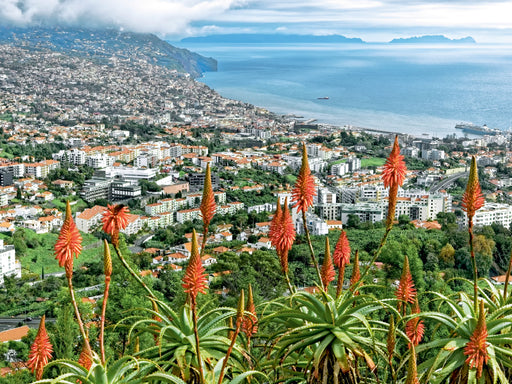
[266,290,386,383]
[34,355,185,384]
[418,282,512,383]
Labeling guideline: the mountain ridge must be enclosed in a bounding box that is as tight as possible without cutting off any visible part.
[389,35,476,44]
[180,33,365,44]
[0,27,217,77]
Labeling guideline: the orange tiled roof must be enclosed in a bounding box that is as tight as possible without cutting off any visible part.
[0,326,30,342]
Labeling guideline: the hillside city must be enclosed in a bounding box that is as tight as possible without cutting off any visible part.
[1,34,512,381]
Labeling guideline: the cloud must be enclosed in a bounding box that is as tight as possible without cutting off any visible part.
[0,0,510,41]
[0,0,244,35]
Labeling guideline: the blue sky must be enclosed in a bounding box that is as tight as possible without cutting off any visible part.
[1,0,512,42]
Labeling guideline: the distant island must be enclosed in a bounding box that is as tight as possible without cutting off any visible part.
[180,33,365,44]
[0,27,217,77]
[389,35,476,44]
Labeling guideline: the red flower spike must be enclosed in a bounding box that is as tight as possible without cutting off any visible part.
[200,163,216,230]
[276,198,296,260]
[321,237,336,289]
[28,315,53,380]
[242,284,258,337]
[382,136,407,189]
[406,298,425,347]
[181,229,208,303]
[54,201,82,271]
[349,250,362,293]
[333,230,351,268]
[396,256,417,314]
[78,341,92,370]
[102,204,130,246]
[292,143,317,213]
[382,136,407,230]
[464,300,489,379]
[269,199,282,248]
[462,156,485,224]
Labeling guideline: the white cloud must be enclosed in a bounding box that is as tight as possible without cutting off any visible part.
[1,0,511,40]
[0,0,244,35]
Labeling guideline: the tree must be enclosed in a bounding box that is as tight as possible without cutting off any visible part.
[346,214,361,229]
[439,243,455,268]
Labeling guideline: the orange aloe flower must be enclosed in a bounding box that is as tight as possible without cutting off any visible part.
[321,237,336,289]
[54,201,82,274]
[464,300,489,379]
[78,341,93,370]
[333,230,351,268]
[102,204,130,246]
[462,156,485,225]
[349,250,362,293]
[242,284,258,338]
[200,163,216,230]
[406,298,425,347]
[396,256,417,314]
[268,198,282,249]
[292,143,317,213]
[382,136,407,230]
[275,198,296,273]
[28,315,53,380]
[181,229,208,303]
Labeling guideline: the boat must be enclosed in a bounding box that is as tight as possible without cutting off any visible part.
[454,122,501,136]
[317,96,329,100]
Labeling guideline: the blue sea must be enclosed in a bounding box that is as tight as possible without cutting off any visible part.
[178,42,512,138]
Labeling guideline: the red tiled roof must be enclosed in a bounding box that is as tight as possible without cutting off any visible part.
[0,326,30,342]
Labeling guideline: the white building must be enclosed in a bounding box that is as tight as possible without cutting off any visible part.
[470,203,512,228]
[0,239,20,285]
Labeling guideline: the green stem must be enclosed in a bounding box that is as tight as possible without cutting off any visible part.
[218,317,242,384]
[201,226,209,257]
[113,244,157,300]
[284,271,295,294]
[191,301,205,384]
[67,273,93,359]
[503,246,512,300]
[358,227,392,290]
[99,277,110,365]
[302,210,323,290]
[468,222,478,313]
[336,264,346,299]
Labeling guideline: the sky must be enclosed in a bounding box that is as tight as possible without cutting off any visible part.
[1,0,512,42]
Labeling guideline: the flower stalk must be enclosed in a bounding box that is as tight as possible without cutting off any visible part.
[218,290,244,384]
[359,136,406,288]
[292,143,322,289]
[462,156,485,312]
[55,201,92,359]
[100,239,112,365]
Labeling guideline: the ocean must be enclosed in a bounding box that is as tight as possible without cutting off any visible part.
[178,42,512,138]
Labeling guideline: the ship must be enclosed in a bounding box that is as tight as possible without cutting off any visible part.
[317,96,329,100]
[454,122,502,136]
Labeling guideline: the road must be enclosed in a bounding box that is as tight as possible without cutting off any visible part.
[0,317,56,332]
[430,172,467,193]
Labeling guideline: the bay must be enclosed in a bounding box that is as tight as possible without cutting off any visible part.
[178,42,512,138]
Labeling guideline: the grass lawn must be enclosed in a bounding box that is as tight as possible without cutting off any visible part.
[20,230,103,274]
[285,174,297,184]
[361,157,386,168]
[51,197,89,213]
[0,151,14,159]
